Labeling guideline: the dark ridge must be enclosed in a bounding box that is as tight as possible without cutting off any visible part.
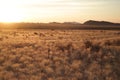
[63,22,81,25]
[84,20,120,25]
[49,22,61,24]
[0,21,120,30]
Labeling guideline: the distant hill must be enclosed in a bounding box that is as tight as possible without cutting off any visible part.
[48,22,81,25]
[0,20,120,30]
[84,20,120,25]
[63,22,81,25]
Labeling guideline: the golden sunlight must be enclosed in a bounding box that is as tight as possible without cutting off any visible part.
[0,0,25,22]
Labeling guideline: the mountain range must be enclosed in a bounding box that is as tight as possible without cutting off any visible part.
[83,20,120,25]
[49,20,120,26]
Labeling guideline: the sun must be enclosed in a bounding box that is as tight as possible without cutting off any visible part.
[0,8,24,22]
[0,0,25,22]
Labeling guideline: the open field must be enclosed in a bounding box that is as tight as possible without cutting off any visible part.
[0,29,120,80]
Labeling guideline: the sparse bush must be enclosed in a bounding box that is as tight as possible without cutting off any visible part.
[0,37,3,41]
[34,32,38,35]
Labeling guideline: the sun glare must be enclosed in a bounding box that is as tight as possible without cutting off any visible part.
[0,0,25,23]
[0,8,24,23]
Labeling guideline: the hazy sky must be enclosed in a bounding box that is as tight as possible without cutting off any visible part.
[0,0,120,23]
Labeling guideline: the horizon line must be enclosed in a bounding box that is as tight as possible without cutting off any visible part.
[0,20,120,24]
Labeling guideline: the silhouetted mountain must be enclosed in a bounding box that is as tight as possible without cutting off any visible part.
[84,20,120,25]
[0,21,120,30]
[49,22,61,24]
[63,22,81,25]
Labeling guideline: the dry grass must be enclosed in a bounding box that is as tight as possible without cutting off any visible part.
[0,29,120,80]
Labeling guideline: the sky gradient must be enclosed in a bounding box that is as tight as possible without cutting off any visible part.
[0,0,120,23]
